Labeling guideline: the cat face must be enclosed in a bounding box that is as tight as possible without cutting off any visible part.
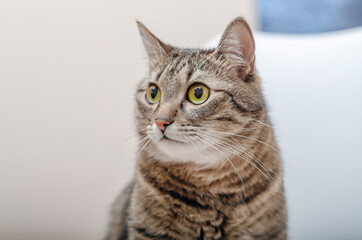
[135,18,266,164]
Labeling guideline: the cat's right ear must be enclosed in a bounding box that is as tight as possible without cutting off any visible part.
[137,21,173,66]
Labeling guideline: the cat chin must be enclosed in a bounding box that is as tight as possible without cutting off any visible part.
[149,139,223,165]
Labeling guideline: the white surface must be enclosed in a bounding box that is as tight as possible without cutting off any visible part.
[259,30,362,240]
[208,28,362,240]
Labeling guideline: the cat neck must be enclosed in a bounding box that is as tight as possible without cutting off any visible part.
[136,142,281,208]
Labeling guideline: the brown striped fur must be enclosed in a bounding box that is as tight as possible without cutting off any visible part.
[106,17,287,240]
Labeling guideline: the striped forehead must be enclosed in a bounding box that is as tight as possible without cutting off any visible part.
[155,53,195,101]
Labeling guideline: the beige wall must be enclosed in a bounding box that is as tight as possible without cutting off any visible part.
[0,1,255,239]
[129,1,257,46]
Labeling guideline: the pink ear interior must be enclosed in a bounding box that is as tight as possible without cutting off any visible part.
[234,21,255,64]
[217,18,256,78]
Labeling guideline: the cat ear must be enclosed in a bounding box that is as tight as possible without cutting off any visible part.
[216,17,255,80]
[137,21,174,65]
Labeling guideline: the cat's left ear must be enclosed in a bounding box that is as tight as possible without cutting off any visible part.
[137,21,174,66]
[216,17,255,80]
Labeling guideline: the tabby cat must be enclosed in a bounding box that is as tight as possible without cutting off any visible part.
[106,17,287,240]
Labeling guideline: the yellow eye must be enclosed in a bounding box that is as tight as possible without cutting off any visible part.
[188,83,209,105]
[146,85,161,104]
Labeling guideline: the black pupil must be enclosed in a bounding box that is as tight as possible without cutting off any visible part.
[150,87,158,99]
[194,86,203,99]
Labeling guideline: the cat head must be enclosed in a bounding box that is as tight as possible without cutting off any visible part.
[135,17,266,164]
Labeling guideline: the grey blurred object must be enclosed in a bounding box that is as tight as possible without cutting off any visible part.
[258,0,362,33]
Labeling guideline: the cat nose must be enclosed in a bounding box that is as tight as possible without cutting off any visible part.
[155,119,171,132]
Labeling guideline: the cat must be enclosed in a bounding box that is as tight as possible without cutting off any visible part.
[105,17,287,240]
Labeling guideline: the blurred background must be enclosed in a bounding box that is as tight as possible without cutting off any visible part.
[0,0,361,240]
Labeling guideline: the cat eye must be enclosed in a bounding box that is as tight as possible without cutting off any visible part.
[187,83,209,105]
[146,84,161,104]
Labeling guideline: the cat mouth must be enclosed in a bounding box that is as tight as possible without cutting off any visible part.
[160,135,184,144]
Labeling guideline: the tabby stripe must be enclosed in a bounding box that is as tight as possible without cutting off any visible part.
[214,89,263,113]
[214,116,238,124]
[175,61,187,74]
[244,178,272,204]
[157,187,211,210]
[214,90,248,113]
[167,171,197,188]
[137,88,145,93]
[220,179,270,205]
[167,56,182,76]
[186,68,194,82]
[216,184,263,206]
[218,212,227,239]
[119,181,135,240]
[197,227,204,240]
[141,172,211,209]
[262,224,287,240]
[134,227,175,240]
[155,68,165,82]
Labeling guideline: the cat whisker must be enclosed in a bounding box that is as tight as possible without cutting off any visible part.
[139,137,152,151]
[122,123,148,136]
[226,136,281,193]
[126,129,148,141]
[200,128,279,153]
[197,125,253,133]
[197,132,281,192]
[228,136,276,184]
[198,137,247,201]
[137,135,151,145]
[247,118,272,128]
[198,132,269,180]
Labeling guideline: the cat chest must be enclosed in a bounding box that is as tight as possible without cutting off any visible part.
[131,188,252,240]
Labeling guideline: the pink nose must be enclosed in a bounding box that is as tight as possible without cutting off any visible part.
[155,119,171,131]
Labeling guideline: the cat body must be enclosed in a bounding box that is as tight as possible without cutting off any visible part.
[106,17,287,240]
